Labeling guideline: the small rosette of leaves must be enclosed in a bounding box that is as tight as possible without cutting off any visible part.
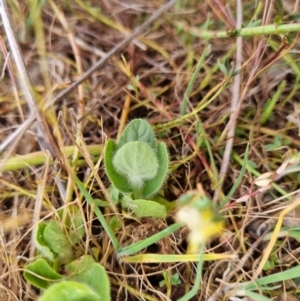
[104,119,169,199]
[32,206,85,265]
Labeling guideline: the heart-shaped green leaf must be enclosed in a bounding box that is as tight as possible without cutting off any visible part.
[104,119,170,204]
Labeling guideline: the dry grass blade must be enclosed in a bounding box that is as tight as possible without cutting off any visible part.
[0,0,63,163]
[1,0,300,300]
[213,0,243,202]
[0,0,179,154]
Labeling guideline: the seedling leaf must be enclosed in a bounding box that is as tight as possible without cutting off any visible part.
[39,281,102,301]
[34,222,54,261]
[104,139,132,194]
[143,142,169,198]
[43,221,74,263]
[113,141,159,189]
[128,199,167,218]
[24,258,62,289]
[104,119,169,206]
[118,119,156,150]
[66,255,111,301]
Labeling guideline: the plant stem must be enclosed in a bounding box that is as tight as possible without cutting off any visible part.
[132,188,143,200]
[1,144,102,172]
[176,22,300,39]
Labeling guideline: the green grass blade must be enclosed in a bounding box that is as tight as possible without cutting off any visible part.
[220,143,249,208]
[71,172,119,251]
[175,22,300,39]
[232,150,287,196]
[269,40,300,78]
[196,120,219,189]
[117,222,183,257]
[242,290,273,301]
[180,44,211,115]
[239,265,300,291]
[176,243,205,301]
[260,80,286,125]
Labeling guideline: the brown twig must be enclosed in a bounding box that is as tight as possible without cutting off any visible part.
[213,0,243,202]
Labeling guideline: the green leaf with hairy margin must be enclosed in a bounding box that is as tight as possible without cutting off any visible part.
[34,222,55,261]
[118,119,156,150]
[104,140,132,194]
[43,221,74,263]
[24,258,62,289]
[143,142,169,198]
[66,255,110,301]
[104,119,169,201]
[113,141,159,189]
[128,199,167,218]
[39,281,102,301]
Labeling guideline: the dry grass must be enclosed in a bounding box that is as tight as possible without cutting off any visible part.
[1,0,300,300]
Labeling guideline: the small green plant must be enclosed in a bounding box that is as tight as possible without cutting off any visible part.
[24,207,111,301]
[104,119,169,218]
[159,271,181,288]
